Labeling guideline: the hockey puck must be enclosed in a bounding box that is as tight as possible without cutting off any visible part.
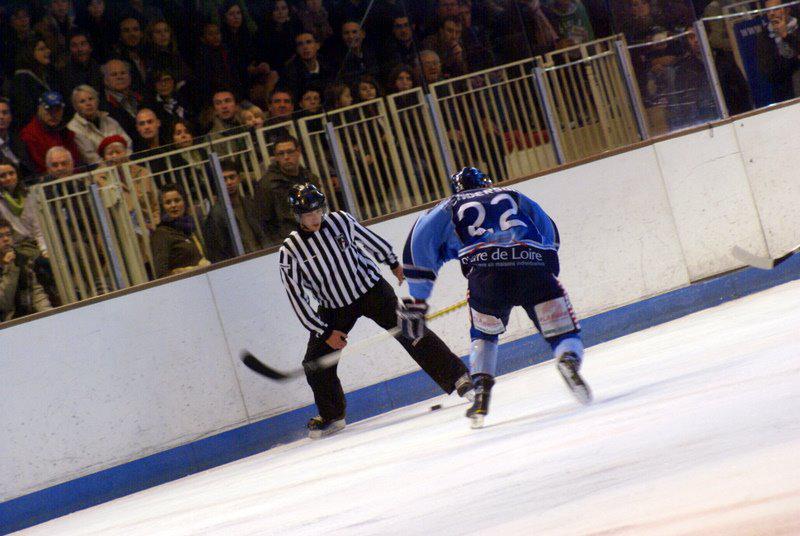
[429,404,443,411]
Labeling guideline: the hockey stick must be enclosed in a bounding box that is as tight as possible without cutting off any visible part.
[732,244,800,270]
[241,298,469,381]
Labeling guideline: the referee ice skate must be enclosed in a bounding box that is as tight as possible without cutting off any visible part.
[279,183,473,439]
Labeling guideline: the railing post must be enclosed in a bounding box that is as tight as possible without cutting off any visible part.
[324,121,362,220]
[209,151,245,258]
[424,92,456,177]
[693,20,730,119]
[88,183,126,290]
[613,40,651,140]
[532,66,567,165]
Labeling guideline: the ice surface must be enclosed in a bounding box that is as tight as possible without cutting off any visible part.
[18,281,800,535]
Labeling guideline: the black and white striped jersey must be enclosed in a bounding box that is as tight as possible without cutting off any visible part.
[279,211,398,335]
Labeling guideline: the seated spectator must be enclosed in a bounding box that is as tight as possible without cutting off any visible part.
[613,0,694,44]
[0,99,35,180]
[386,64,415,94]
[43,146,76,181]
[151,184,210,278]
[253,135,321,242]
[296,0,334,46]
[143,19,191,88]
[417,49,445,84]
[133,108,165,153]
[324,82,354,110]
[267,88,295,123]
[10,37,58,126]
[0,161,48,260]
[67,85,132,165]
[0,217,53,322]
[338,20,379,83]
[237,103,266,129]
[356,75,382,103]
[97,135,160,232]
[490,0,559,62]
[255,0,303,74]
[299,87,323,116]
[146,69,192,124]
[380,15,419,77]
[111,16,148,92]
[202,159,266,262]
[20,92,81,174]
[283,33,336,99]
[34,0,78,70]
[170,119,206,165]
[58,31,104,98]
[102,59,144,138]
[421,16,470,78]
[756,0,800,103]
[209,90,241,133]
[2,6,36,79]
[75,0,115,62]
[195,21,242,103]
[543,0,595,48]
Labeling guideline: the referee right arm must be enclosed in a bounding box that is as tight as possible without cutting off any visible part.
[278,246,331,339]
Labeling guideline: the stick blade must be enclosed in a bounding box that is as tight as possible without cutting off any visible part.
[732,245,775,270]
[240,351,291,380]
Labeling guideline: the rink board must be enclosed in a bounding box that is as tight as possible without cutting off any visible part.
[2,254,799,534]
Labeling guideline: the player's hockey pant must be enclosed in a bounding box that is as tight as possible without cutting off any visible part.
[303,277,469,421]
[467,266,582,375]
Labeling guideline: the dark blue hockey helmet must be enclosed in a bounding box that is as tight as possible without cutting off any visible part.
[449,167,492,193]
[288,183,327,215]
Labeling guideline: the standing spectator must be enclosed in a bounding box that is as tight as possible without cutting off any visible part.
[299,87,323,116]
[421,17,471,78]
[20,92,81,174]
[75,0,115,62]
[202,159,265,262]
[146,69,192,125]
[356,75,382,103]
[0,217,53,322]
[283,33,336,99]
[209,90,241,133]
[296,0,334,46]
[10,37,58,126]
[126,0,165,27]
[132,108,164,153]
[101,59,143,138]
[151,184,210,278]
[195,21,242,103]
[338,20,379,83]
[0,99,35,180]
[111,16,148,92]
[380,15,420,77]
[267,88,295,123]
[169,119,208,169]
[703,0,752,114]
[491,0,559,62]
[386,64,415,94]
[543,0,595,48]
[669,30,718,129]
[44,146,76,180]
[220,0,257,91]
[57,31,104,98]
[255,0,303,74]
[756,0,800,103]
[253,134,320,242]
[34,0,78,70]
[417,49,445,85]
[67,85,132,164]
[237,103,266,129]
[458,0,496,70]
[143,19,191,88]
[2,6,36,79]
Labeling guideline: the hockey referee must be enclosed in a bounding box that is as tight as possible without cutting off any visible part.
[279,183,473,438]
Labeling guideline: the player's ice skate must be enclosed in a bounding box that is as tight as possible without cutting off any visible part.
[465,375,494,428]
[556,352,592,405]
[307,416,346,439]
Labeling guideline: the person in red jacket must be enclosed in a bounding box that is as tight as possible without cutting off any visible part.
[19,91,81,174]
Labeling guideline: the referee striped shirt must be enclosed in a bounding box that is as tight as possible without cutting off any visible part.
[279,211,398,335]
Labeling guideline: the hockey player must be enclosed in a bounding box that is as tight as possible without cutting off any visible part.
[398,167,591,428]
[279,183,474,438]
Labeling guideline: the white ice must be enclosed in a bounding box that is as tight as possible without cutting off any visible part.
[18,280,800,535]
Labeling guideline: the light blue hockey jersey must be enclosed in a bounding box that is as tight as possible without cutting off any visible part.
[402,187,560,300]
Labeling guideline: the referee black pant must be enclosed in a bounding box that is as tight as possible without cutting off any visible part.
[303,277,468,421]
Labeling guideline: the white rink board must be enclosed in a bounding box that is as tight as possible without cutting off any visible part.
[655,124,768,281]
[19,280,800,535]
[10,101,800,502]
[0,277,248,501]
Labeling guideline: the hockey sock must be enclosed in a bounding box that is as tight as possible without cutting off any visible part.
[470,338,498,377]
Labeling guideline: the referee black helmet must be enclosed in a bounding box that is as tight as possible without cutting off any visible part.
[288,183,327,216]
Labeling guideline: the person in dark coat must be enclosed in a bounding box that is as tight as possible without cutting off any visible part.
[151,183,210,278]
[10,37,59,126]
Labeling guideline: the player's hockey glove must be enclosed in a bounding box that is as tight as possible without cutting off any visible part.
[397,298,428,340]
